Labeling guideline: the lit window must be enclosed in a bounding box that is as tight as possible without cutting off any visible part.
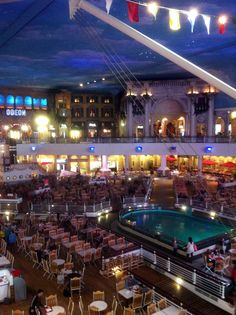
[6,95,14,108]
[0,95,4,107]
[15,96,23,108]
[33,98,40,109]
[41,99,47,109]
[25,96,32,109]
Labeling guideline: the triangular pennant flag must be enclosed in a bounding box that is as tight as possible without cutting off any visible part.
[188,9,198,33]
[127,1,139,23]
[202,15,211,35]
[218,15,227,34]
[169,9,181,31]
[147,2,159,20]
[105,0,113,14]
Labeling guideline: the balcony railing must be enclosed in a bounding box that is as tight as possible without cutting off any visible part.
[7,135,236,145]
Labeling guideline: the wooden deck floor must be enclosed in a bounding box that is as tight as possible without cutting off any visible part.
[0,249,231,315]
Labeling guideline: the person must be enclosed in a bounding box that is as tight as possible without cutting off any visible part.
[29,289,46,315]
[222,238,227,254]
[173,237,178,255]
[186,237,194,262]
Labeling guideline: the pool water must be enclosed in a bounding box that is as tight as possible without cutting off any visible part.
[121,209,232,246]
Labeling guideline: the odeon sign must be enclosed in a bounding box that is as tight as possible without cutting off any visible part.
[6,109,26,117]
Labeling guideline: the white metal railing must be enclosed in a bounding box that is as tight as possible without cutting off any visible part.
[123,196,148,206]
[31,200,111,217]
[141,248,228,300]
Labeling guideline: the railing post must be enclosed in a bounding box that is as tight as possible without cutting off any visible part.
[193,269,196,285]
[48,204,50,213]
[190,198,193,206]
[220,204,224,212]
[93,204,96,212]
[205,201,208,209]
[154,251,157,265]
[100,202,103,210]
[140,245,143,257]
[66,203,69,213]
[84,203,86,213]
[102,256,105,271]
[221,284,225,299]
[167,257,171,272]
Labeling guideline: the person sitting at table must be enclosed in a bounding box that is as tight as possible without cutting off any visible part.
[29,289,46,315]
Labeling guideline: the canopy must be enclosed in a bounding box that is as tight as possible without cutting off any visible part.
[166,156,177,162]
[203,160,217,166]
[221,162,236,167]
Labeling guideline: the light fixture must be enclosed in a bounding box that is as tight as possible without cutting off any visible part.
[136,146,143,153]
[102,77,106,81]
[35,115,49,126]
[205,146,213,153]
[87,82,90,85]
[3,125,9,131]
[176,277,183,285]
[94,80,97,83]
[79,83,83,87]
[21,124,29,132]
[89,146,95,153]
[181,205,187,211]
[31,146,36,152]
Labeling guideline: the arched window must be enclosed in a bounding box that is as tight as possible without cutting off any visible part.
[6,95,14,108]
[15,96,23,108]
[41,98,47,110]
[0,95,4,108]
[24,96,32,109]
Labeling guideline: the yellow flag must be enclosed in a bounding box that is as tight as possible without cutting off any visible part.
[169,9,181,31]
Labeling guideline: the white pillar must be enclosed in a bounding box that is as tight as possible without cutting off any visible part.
[207,96,214,137]
[190,100,196,137]
[145,100,150,137]
[198,156,202,176]
[158,155,169,176]
[101,155,108,171]
[124,155,129,172]
[127,100,133,137]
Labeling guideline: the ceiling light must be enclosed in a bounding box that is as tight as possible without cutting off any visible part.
[102,77,106,81]
[79,83,83,87]
[87,82,90,85]
[94,80,97,83]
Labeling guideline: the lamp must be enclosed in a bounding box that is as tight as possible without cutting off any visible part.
[136,146,143,153]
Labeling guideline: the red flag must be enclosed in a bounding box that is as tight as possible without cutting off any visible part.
[218,15,227,34]
[219,24,225,34]
[128,1,139,23]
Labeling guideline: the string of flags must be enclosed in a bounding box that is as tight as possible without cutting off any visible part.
[104,0,230,35]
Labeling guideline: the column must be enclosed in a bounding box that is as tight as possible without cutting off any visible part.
[158,155,169,176]
[207,96,214,137]
[101,155,108,171]
[190,100,196,137]
[144,100,150,137]
[124,155,129,173]
[224,112,230,136]
[127,100,133,137]
[198,156,202,176]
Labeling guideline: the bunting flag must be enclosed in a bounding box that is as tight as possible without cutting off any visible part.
[127,1,139,23]
[147,2,159,20]
[105,0,113,14]
[188,9,198,33]
[169,9,181,31]
[218,15,227,34]
[69,0,80,19]
[202,15,211,35]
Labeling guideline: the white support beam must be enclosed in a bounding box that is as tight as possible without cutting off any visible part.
[71,0,236,100]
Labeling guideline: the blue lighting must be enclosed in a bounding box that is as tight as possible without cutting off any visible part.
[33,98,40,108]
[89,146,95,153]
[0,95,4,105]
[6,95,14,106]
[15,96,23,106]
[31,146,36,152]
[136,146,143,153]
[205,146,213,153]
[41,98,48,108]
[25,96,32,105]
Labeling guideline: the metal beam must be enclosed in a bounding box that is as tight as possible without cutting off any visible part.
[0,0,55,49]
[76,0,236,100]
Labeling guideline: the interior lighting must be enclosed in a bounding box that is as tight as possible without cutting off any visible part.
[35,115,49,126]
[147,2,159,19]
[181,205,187,211]
[3,125,10,131]
[231,111,236,120]
[21,124,29,132]
[136,146,143,153]
[79,83,83,87]
[89,146,95,153]
[176,277,183,285]
[205,146,213,153]
[210,211,216,218]
[102,77,106,81]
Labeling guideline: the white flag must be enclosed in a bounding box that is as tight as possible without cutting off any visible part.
[202,15,211,35]
[188,9,198,33]
[106,0,113,14]
[69,0,81,19]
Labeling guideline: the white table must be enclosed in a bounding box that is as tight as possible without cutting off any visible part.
[118,288,133,300]
[154,305,180,315]
[89,300,108,312]
[21,236,32,242]
[0,277,9,302]
[46,306,65,315]
[77,248,96,257]
[53,259,65,266]
[0,256,10,268]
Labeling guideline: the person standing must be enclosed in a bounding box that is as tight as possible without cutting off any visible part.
[29,289,46,315]
[186,237,194,262]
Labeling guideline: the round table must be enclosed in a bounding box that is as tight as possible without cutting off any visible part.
[53,259,65,266]
[21,236,32,241]
[89,301,108,312]
[46,306,65,315]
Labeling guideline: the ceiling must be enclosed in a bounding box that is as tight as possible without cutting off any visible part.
[0,0,236,96]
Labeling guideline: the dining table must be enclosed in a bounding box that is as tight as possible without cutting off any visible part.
[77,248,96,257]
[153,305,181,315]
[0,256,11,268]
[45,305,65,315]
[89,300,108,312]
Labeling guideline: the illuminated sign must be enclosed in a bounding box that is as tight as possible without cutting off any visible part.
[6,109,26,117]
[88,123,97,128]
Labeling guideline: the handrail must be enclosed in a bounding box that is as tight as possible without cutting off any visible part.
[13,135,236,144]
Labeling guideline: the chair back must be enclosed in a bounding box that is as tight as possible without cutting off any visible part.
[45,294,58,307]
[79,296,84,314]
[116,280,125,292]
[88,306,100,315]
[12,310,24,315]
[147,303,157,315]
[143,289,153,306]
[70,277,81,290]
[132,293,143,309]
[178,310,187,315]
[112,296,118,315]
[93,290,105,301]
[123,307,135,315]
[157,298,167,310]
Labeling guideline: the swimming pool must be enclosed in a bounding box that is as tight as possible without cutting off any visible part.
[120,209,233,247]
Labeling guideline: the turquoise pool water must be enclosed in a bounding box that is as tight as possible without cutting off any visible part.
[121,209,232,245]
